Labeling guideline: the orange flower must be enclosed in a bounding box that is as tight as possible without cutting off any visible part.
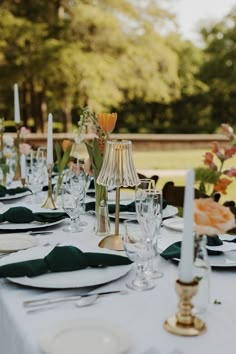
[194,198,235,235]
[213,178,232,194]
[62,139,72,152]
[203,152,216,169]
[223,146,236,160]
[97,113,117,134]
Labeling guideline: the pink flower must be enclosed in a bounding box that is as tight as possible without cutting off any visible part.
[225,168,236,177]
[212,142,224,161]
[19,143,31,155]
[20,127,31,139]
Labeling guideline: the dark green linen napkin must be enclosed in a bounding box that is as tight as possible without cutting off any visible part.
[0,246,132,278]
[0,207,69,224]
[0,186,31,198]
[85,199,167,214]
[161,236,225,260]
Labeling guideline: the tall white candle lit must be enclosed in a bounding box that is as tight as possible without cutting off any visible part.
[20,154,26,179]
[14,83,21,124]
[47,113,53,165]
[179,169,195,283]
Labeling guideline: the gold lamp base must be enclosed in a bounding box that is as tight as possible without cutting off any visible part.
[41,163,57,210]
[41,195,57,210]
[98,234,124,251]
[163,279,206,336]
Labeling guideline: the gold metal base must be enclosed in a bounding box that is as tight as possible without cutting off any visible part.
[41,195,57,210]
[41,163,57,210]
[21,178,26,187]
[163,279,206,336]
[164,315,206,336]
[98,234,124,251]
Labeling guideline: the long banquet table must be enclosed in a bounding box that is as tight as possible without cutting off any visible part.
[0,194,235,354]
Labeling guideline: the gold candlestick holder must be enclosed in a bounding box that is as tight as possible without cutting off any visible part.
[13,122,21,181]
[41,164,57,209]
[21,178,26,187]
[163,279,206,336]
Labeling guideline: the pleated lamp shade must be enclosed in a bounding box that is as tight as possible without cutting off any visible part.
[96,140,139,188]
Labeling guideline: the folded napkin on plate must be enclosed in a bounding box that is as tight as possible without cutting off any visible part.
[0,246,132,278]
[0,186,31,198]
[0,207,68,224]
[85,200,167,214]
[160,236,225,260]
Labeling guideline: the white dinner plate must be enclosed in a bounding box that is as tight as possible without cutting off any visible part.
[0,219,66,231]
[39,319,131,354]
[5,246,132,289]
[109,205,178,221]
[0,233,39,252]
[159,235,236,268]
[0,190,32,201]
[171,253,236,268]
[162,218,184,231]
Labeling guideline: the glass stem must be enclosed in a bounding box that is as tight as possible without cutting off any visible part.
[135,263,146,283]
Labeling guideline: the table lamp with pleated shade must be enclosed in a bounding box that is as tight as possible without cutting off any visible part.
[96,140,140,251]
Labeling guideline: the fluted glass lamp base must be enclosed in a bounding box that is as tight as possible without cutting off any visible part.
[98,234,124,251]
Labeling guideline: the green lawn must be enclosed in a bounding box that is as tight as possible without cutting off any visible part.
[132,149,236,203]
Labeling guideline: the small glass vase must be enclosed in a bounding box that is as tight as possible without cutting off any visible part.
[192,234,211,314]
[95,183,110,236]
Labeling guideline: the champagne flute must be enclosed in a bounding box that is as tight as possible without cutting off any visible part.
[61,184,83,233]
[135,188,163,279]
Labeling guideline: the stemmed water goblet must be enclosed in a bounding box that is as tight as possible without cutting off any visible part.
[61,183,83,233]
[135,188,163,279]
[123,219,156,291]
[70,170,88,226]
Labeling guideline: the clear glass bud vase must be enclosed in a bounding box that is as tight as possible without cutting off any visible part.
[192,234,211,314]
[95,183,110,236]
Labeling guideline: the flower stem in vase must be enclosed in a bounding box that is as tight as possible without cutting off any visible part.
[192,234,211,314]
[95,183,110,236]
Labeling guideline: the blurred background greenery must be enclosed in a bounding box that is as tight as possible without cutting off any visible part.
[0,0,236,134]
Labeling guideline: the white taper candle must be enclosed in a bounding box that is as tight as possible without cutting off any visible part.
[47,113,53,165]
[14,83,21,124]
[20,154,26,179]
[179,169,195,283]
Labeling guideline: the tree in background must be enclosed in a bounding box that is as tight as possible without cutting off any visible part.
[1,0,234,134]
[199,7,236,130]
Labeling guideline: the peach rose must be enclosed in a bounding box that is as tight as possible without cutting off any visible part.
[194,198,235,235]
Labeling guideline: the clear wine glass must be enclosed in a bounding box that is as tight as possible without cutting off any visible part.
[61,184,83,233]
[70,171,88,226]
[123,219,155,291]
[135,188,163,279]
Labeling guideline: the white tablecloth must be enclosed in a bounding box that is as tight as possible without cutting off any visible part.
[0,197,235,354]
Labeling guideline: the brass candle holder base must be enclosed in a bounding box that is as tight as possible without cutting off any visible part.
[21,178,26,187]
[163,279,206,336]
[98,234,124,251]
[41,164,57,210]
